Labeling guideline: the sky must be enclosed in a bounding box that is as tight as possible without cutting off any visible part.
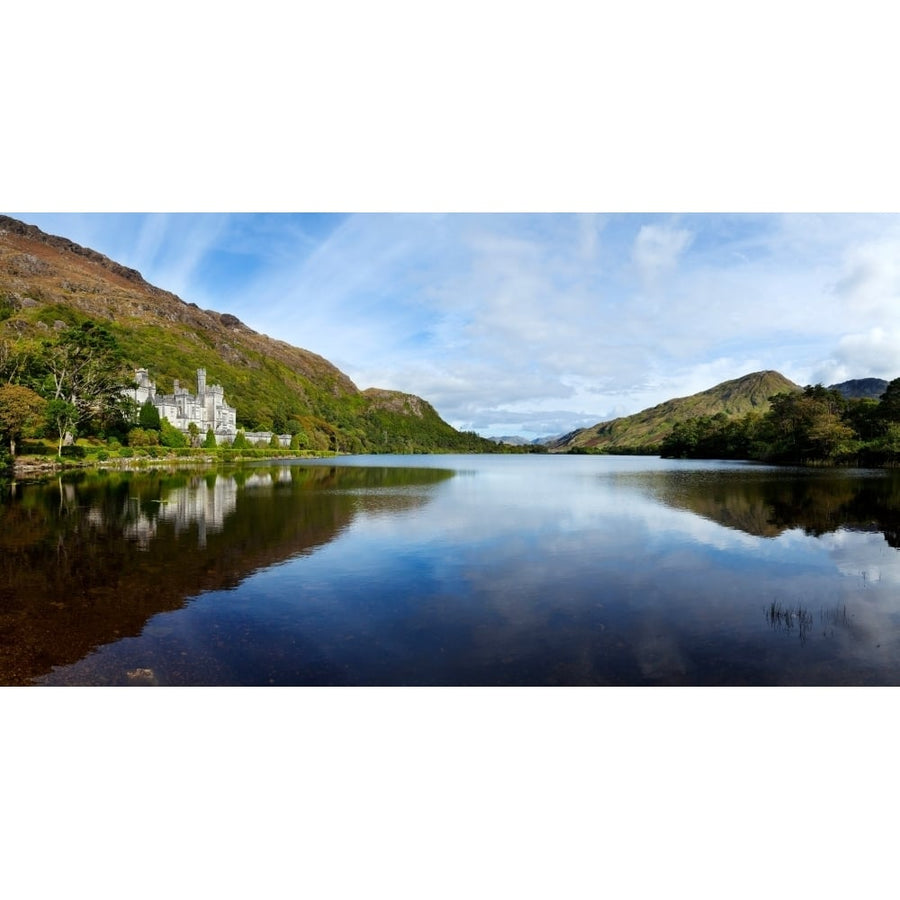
[9,212,900,438]
[8,3,900,893]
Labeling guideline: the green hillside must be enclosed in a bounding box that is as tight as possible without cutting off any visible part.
[0,216,493,454]
[550,370,802,453]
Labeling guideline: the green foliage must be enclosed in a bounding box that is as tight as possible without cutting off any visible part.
[0,383,46,456]
[159,418,188,448]
[60,444,86,459]
[203,428,217,449]
[232,430,250,450]
[39,321,131,450]
[879,378,900,423]
[290,429,308,451]
[561,371,801,452]
[661,385,876,465]
[45,398,79,457]
[127,427,159,447]
[0,294,14,322]
[139,399,161,430]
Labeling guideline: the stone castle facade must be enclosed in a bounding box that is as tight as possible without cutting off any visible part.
[126,368,291,447]
[127,368,238,443]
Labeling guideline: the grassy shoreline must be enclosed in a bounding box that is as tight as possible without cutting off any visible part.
[8,437,339,478]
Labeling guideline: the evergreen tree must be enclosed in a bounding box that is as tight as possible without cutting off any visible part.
[139,399,161,430]
[879,378,900,423]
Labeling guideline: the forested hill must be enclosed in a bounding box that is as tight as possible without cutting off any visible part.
[829,378,888,399]
[0,215,493,454]
[550,370,801,453]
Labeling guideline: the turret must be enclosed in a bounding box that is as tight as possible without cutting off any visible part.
[197,368,206,400]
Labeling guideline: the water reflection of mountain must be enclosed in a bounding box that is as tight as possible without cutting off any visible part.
[0,464,452,685]
[642,469,900,545]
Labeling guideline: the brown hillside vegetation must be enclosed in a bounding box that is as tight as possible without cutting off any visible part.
[550,370,802,452]
[0,216,493,453]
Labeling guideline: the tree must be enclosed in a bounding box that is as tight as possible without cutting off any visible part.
[45,398,79,457]
[0,384,46,456]
[187,421,200,447]
[760,387,854,462]
[232,430,250,450]
[879,378,900,423]
[0,339,29,384]
[203,428,217,449]
[139,399,161,431]
[42,321,128,439]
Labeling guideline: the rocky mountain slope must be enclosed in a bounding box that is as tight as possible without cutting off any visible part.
[549,370,802,452]
[829,378,888,400]
[0,215,493,454]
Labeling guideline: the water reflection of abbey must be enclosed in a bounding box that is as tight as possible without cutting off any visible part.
[121,471,293,550]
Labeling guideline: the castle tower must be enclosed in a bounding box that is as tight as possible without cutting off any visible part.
[197,368,207,400]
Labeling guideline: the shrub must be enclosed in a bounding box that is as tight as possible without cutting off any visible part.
[160,418,188,448]
[128,427,159,447]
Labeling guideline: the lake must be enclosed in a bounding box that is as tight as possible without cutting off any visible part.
[4,454,900,685]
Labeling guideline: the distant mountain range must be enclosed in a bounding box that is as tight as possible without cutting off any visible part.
[549,372,895,453]
[828,378,888,399]
[3,215,892,456]
[549,371,788,452]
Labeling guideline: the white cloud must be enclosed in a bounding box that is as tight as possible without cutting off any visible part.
[631,223,693,282]
[14,212,900,439]
[832,238,900,318]
[828,328,900,381]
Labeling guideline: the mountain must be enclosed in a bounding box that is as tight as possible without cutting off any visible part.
[549,370,802,453]
[0,216,494,454]
[829,378,889,400]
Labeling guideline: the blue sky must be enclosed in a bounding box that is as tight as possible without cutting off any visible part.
[10,212,900,438]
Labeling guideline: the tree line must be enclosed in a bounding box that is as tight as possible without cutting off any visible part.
[659,381,900,465]
[0,321,133,465]
[0,322,323,467]
[0,320,501,468]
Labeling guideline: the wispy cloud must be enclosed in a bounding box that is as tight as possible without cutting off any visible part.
[632,223,694,284]
[9,212,900,438]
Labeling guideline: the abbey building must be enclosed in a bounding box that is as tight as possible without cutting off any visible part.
[127,368,238,443]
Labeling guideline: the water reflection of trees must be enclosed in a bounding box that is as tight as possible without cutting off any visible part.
[647,469,900,546]
[0,464,452,685]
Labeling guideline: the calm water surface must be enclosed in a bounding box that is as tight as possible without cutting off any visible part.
[5,454,900,685]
